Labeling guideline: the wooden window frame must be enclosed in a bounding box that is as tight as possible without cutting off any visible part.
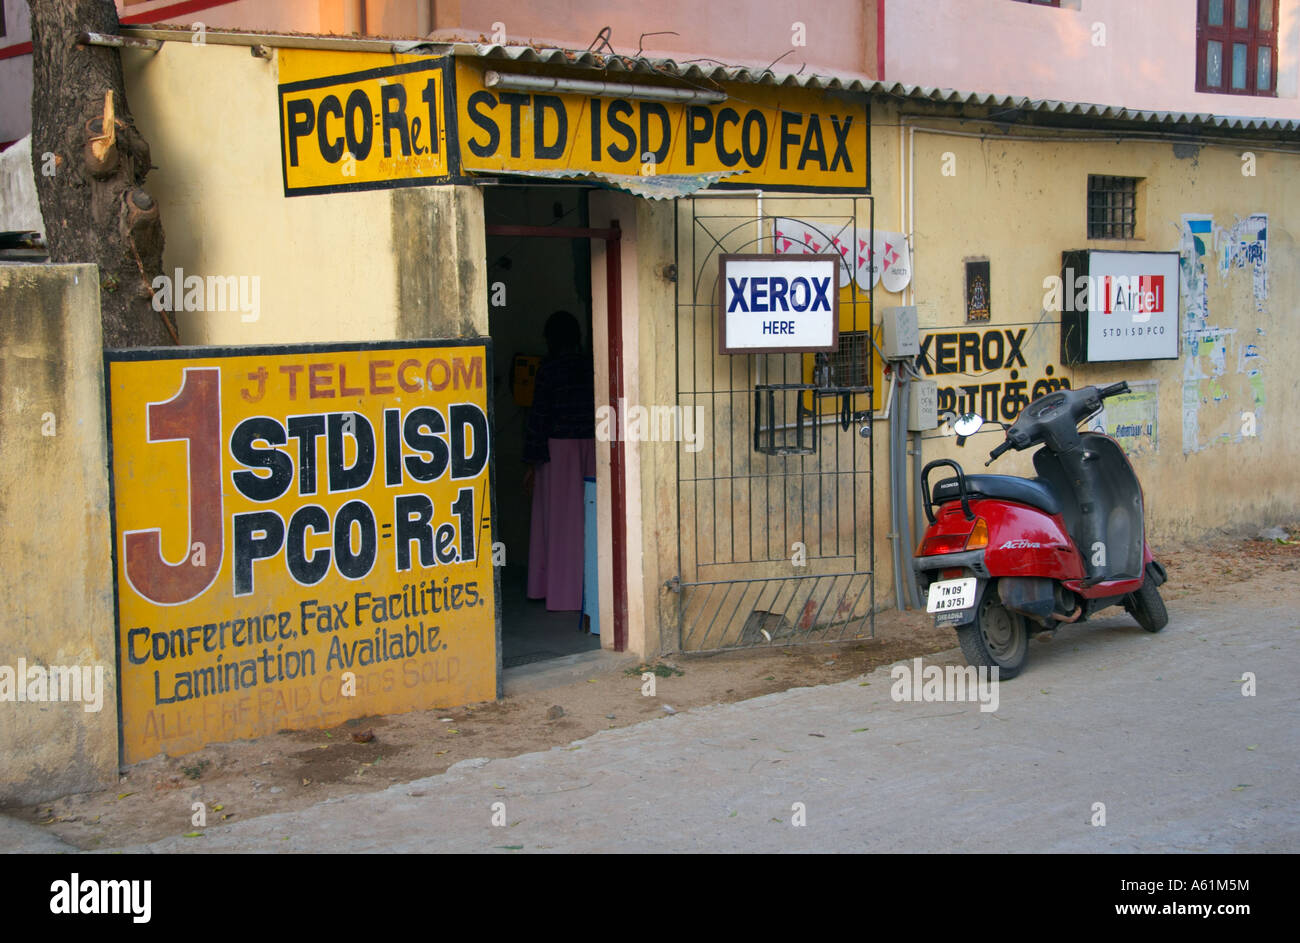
[1197,0,1280,96]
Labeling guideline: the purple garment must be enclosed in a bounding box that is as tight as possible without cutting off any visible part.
[527,437,597,611]
[523,352,596,464]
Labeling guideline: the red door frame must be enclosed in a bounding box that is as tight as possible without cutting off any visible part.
[484,222,628,653]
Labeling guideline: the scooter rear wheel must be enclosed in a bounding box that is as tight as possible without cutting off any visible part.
[956,590,1029,679]
[1125,575,1168,633]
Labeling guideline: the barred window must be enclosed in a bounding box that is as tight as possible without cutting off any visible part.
[1087,175,1139,240]
[824,332,872,389]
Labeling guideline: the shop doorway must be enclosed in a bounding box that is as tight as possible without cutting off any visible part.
[485,185,606,668]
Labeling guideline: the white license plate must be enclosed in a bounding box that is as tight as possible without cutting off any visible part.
[926,577,976,613]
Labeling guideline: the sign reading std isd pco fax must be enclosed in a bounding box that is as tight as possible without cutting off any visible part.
[456,62,868,192]
[106,341,497,763]
[718,254,840,354]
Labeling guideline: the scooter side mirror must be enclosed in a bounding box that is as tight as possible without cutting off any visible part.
[952,413,984,437]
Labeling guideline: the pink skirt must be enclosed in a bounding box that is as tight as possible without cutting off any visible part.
[527,438,597,611]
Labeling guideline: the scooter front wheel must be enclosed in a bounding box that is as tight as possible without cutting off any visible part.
[956,590,1029,679]
[1125,575,1169,633]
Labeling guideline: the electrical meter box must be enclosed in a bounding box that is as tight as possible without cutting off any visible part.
[882,306,919,359]
[908,379,937,431]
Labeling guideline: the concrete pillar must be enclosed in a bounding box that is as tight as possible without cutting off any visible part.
[0,263,118,803]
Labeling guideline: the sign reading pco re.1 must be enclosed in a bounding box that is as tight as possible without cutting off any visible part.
[279,57,452,196]
[718,254,840,354]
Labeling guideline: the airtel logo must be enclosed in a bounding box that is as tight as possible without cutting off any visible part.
[1101,274,1165,320]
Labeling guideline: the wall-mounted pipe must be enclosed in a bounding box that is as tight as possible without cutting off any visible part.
[76,31,161,51]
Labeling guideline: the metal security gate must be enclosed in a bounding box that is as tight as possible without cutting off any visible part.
[673,194,875,651]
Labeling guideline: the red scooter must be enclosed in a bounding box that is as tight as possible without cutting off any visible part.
[913,382,1168,678]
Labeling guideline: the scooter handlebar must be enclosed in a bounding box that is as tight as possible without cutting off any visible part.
[985,440,1012,466]
[1099,381,1130,399]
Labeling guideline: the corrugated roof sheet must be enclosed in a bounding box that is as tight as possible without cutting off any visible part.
[119,27,1300,137]
[463,166,744,199]
[427,41,1300,136]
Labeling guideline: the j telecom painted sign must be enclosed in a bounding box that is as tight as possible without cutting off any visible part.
[278,50,455,196]
[105,341,497,763]
[718,254,840,354]
[1058,250,1180,364]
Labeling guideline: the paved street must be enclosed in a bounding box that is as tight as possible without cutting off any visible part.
[89,588,1298,853]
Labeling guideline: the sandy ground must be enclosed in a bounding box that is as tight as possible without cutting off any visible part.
[10,526,1298,850]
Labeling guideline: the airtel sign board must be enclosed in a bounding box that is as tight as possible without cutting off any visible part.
[718,254,840,354]
[1060,250,1180,364]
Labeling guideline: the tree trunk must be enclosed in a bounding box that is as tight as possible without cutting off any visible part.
[29,0,176,348]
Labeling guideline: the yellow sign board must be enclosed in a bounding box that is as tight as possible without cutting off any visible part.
[106,341,497,762]
[455,61,868,192]
[278,50,454,195]
[277,50,869,195]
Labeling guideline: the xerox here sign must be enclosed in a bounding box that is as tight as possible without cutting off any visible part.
[718,254,840,354]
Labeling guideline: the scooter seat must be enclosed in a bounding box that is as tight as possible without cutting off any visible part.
[933,474,1063,516]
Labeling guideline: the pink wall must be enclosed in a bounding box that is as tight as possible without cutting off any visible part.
[112,0,876,78]
[2,0,877,145]
[423,0,875,77]
[885,0,1300,118]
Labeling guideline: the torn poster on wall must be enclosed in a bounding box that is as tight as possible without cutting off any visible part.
[1089,380,1159,456]
[1222,213,1267,312]
[1178,213,1267,454]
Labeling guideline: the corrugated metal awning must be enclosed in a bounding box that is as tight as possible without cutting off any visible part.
[119,27,1300,139]
[463,166,744,200]
[435,42,1300,138]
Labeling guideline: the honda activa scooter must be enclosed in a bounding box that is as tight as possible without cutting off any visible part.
[912,381,1168,678]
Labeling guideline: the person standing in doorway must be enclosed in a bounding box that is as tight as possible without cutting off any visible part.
[524,310,597,611]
